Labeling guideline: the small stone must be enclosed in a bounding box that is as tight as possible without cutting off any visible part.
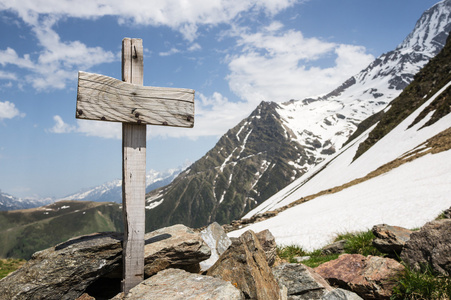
[321,239,347,255]
[372,224,412,256]
[293,256,311,262]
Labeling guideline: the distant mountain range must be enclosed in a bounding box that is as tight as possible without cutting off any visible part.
[0,192,53,211]
[58,167,184,203]
[0,167,184,211]
[143,0,451,231]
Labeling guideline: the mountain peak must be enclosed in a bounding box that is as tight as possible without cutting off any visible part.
[398,0,451,54]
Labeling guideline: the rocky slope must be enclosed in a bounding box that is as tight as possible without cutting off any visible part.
[143,0,451,230]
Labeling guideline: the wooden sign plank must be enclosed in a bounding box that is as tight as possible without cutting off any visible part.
[76,71,194,127]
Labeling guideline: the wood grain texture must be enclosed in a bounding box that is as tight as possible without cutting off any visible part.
[121,38,146,294]
[76,71,194,127]
[122,123,146,293]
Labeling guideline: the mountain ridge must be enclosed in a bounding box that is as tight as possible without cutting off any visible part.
[231,53,451,248]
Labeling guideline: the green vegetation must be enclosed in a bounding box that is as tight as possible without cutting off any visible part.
[0,258,26,279]
[301,250,341,268]
[0,201,123,260]
[277,244,307,262]
[335,230,383,256]
[276,244,340,268]
[277,229,382,268]
[391,264,451,300]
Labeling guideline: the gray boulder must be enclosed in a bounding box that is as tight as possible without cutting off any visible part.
[113,268,244,299]
[199,222,232,271]
[144,224,211,276]
[256,229,277,267]
[207,230,281,300]
[401,219,451,276]
[272,263,333,299]
[321,288,363,300]
[0,232,123,300]
[372,224,412,256]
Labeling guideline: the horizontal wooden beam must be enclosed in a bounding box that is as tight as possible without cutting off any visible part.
[76,71,195,128]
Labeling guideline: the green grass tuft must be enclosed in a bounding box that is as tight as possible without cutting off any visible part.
[0,258,26,279]
[391,264,451,300]
[334,230,383,256]
[276,245,307,262]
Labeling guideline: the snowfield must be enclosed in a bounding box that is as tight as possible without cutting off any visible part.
[229,150,451,251]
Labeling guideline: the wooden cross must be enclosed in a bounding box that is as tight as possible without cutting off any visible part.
[75,38,194,294]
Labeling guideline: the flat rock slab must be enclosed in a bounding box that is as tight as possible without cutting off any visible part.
[315,254,404,300]
[113,268,244,299]
[144,224,211,276]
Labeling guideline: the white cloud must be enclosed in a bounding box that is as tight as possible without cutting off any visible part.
[226,23,375,103]
[0,101,25,120]
[1,0,299,40]
[0,70,17,80]
[9,16,116,90]
[188,43,202,52]
[159,48,181,57]
[48,116,121,138]
[0,0,299,90]
[76,119,122,139]
[148,92,253,139]
[48,115,76,133]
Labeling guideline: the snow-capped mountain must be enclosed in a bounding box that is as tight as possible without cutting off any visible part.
[229,33,451,250]
[143,0,451,231]
[59,167,184,203]
[0,191,54,211]
[276,0,451,171]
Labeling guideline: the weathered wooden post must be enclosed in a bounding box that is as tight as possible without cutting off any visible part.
[75,38,194,294]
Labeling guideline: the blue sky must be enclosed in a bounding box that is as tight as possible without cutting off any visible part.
[0,0,440,198]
